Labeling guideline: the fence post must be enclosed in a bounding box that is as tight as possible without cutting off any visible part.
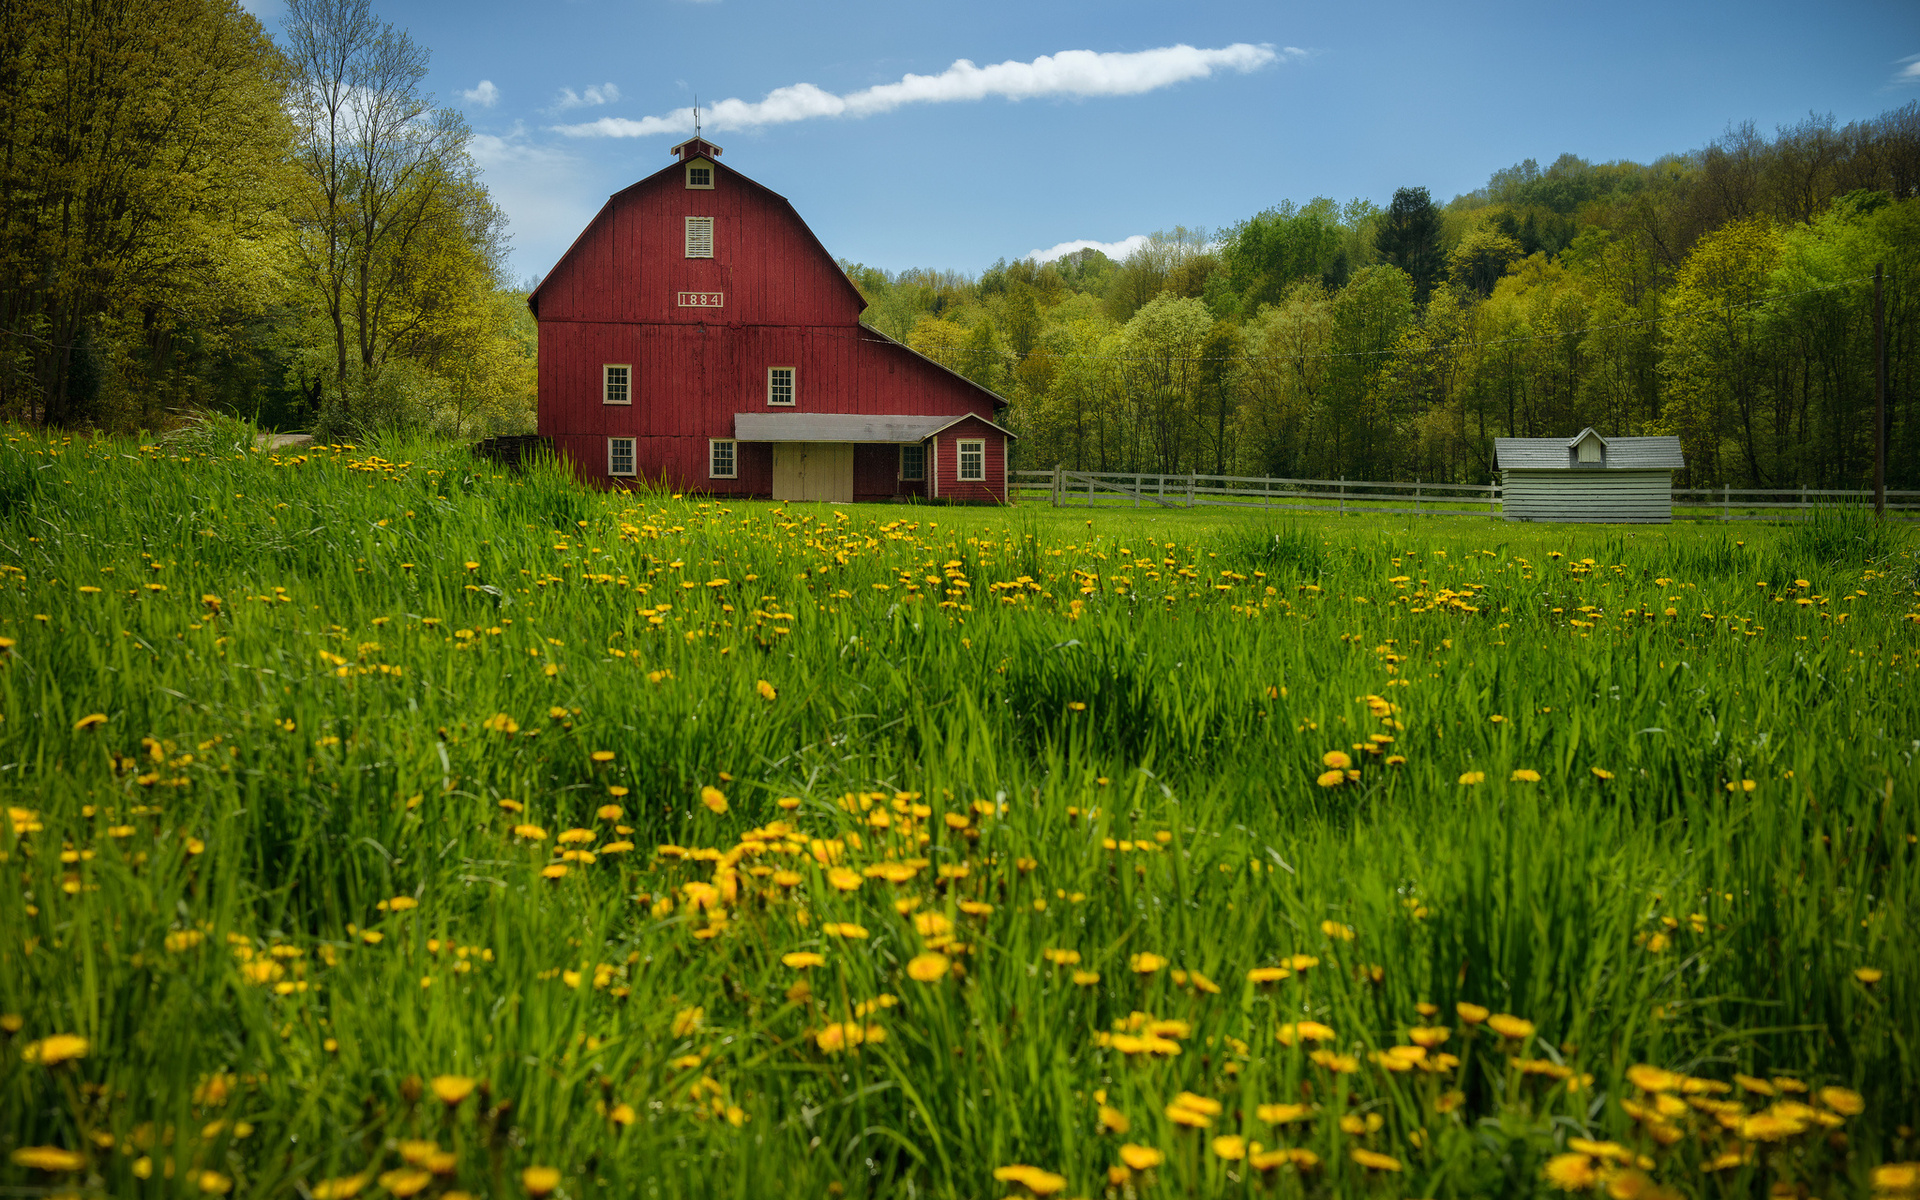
[1339,476,1346,517]
[1722,483,1730,522]
[1134,473,1142,509]
[1052,463,1062,507]
[1415,479,1421,519]
[1088,473,1095,505]
[1187,472,1196,508]
[1264,478,1271,512]
[1800,483,1808,522]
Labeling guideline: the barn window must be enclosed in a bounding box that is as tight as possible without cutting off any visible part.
[1576,436,1604,465]
[685,162,713,189]
[899,442,925,481]
[602,364,631,406]
[767,366,795,406]
[957,439,985,482]
[685,216,713,258]
[607,437,635,477]
[709,438,736,479]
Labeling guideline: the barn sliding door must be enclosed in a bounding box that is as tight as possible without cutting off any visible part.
[772,443,853,503]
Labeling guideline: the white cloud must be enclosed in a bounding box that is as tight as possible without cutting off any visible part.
[1897,54,1920,84]
[468,126,600,276]
[1028,235,1149,264]
[461,80,500,108]
[554,43,1292,138]
[548,83,621,114]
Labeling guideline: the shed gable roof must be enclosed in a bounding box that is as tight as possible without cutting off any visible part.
[1495,433,1683,470]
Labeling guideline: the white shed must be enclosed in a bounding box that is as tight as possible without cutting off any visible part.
[1494,429,1685,523]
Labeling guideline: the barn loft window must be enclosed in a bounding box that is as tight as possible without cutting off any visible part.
[602,364,631,405]
[709,438,736,479]
[957,438,985,482]
[685,216,714,258]
[767,366,795,407]
[607,437,636,477]
[685,162,713,189]
[899,443,925,481]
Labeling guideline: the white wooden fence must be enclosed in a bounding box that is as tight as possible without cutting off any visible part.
[1011,467,1920,521]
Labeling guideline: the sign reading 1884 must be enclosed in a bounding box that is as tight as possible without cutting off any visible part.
[677,291,724,308]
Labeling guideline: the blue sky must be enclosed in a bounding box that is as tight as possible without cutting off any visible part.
[262,0,1920,283]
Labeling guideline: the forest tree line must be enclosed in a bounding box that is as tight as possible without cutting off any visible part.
[847,107,1920,490]
[0,0,533,439]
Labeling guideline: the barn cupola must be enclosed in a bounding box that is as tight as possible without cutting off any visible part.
[1567,427,1608,468]
[670,136,724,163]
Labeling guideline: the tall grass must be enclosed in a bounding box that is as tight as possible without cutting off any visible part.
[0,426,1914,1198]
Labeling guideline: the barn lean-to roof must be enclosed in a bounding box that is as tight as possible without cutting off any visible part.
[526,152,868,318]
[857,323,1010,411]
[1494,429,1684,470]
[733,411,1015,443]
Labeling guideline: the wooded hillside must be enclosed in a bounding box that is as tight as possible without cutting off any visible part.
[848,108,1920,489]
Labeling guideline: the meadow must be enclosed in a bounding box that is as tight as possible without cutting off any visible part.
[1,420,1916,1200]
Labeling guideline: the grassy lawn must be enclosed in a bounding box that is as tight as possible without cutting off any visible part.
[1,424,1915,1198]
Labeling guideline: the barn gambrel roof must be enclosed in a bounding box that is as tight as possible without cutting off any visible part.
[1494,428,1684,470]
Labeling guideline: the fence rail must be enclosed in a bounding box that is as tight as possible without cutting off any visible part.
[1011,468,1920,520]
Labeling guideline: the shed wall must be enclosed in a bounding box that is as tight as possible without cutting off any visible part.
[1501,470,1674,523]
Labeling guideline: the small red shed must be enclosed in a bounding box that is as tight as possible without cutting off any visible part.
[528,138,1014,503]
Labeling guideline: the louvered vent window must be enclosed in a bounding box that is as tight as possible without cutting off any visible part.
[685,216,713,258]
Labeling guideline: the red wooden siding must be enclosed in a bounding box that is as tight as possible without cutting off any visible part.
[928,416,1008,504]
[531,151,1010,504]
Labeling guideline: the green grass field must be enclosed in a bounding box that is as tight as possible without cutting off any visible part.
[2,422,1916,1200]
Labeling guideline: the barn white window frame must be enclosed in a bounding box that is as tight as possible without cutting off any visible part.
[957,438,985,482]
[766,366,795,407]
[898,442,926,482]
[708,438,737,479]
[685,161,714,189]
[685,216,714,258]
[607,437,636,477]
[602,364,631,406]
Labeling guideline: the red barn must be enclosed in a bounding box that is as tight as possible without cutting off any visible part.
[528,137,1014,503]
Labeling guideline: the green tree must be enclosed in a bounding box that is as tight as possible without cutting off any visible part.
[0,0,294,425]
[1374,188,1444,303]
[284,0,503,435]
[1657,217,1782,484]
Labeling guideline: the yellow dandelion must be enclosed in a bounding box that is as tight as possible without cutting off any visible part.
[701,785,728,814]
[10,1146,86,1171]
[1487,1014,1535,1040]
[72,713,108,731]
[1322,750,1352,770]
[906,952,950,982]
[1350,1148,1401,1171]
[1458,770,1486,785]
[430,1075,476,1106]
[1129,952,1167,974]
[21,1034,89,1066]
[756,679,777,701]
[1510,768,1541,783]
[521,1166,561,1197]
[782,951,826,969]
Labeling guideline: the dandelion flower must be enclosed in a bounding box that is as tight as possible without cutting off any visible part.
[1854,967,1883,986]
[1458,771,1485,785]
[1818,1087,1864,1116]
[1455,1002,1489,1024]
[21,1035,88,1066]
[1541,1153,1597,1191]
[1256,1103,1313,1124]
[756,679,777,701]
[1322,750,1352,770]
[906,952,950,982]
[590,750,616,763]
[1487,1014,1534,1041]
[10,1146,86,1171]
[701,786,728,814]
[430,1075,476,1106]
[1129,952,1167,974]
[1071,969,1100,986]
[521,1166,561,1197]
[1590,767,1614,781]
[827,867,862,891]
[1211,1135,1246,1160]
[72,713,108,731]
[1098,1105,1130,1134]
[376,1168,432,1197]
[1316,769,1346,788]
[1118,1144,1163,1171]
[1350,1148,1401,1172]
[309,1175,370,1199]
[992,1165,1067,1195]
[1510,768,1541,783]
